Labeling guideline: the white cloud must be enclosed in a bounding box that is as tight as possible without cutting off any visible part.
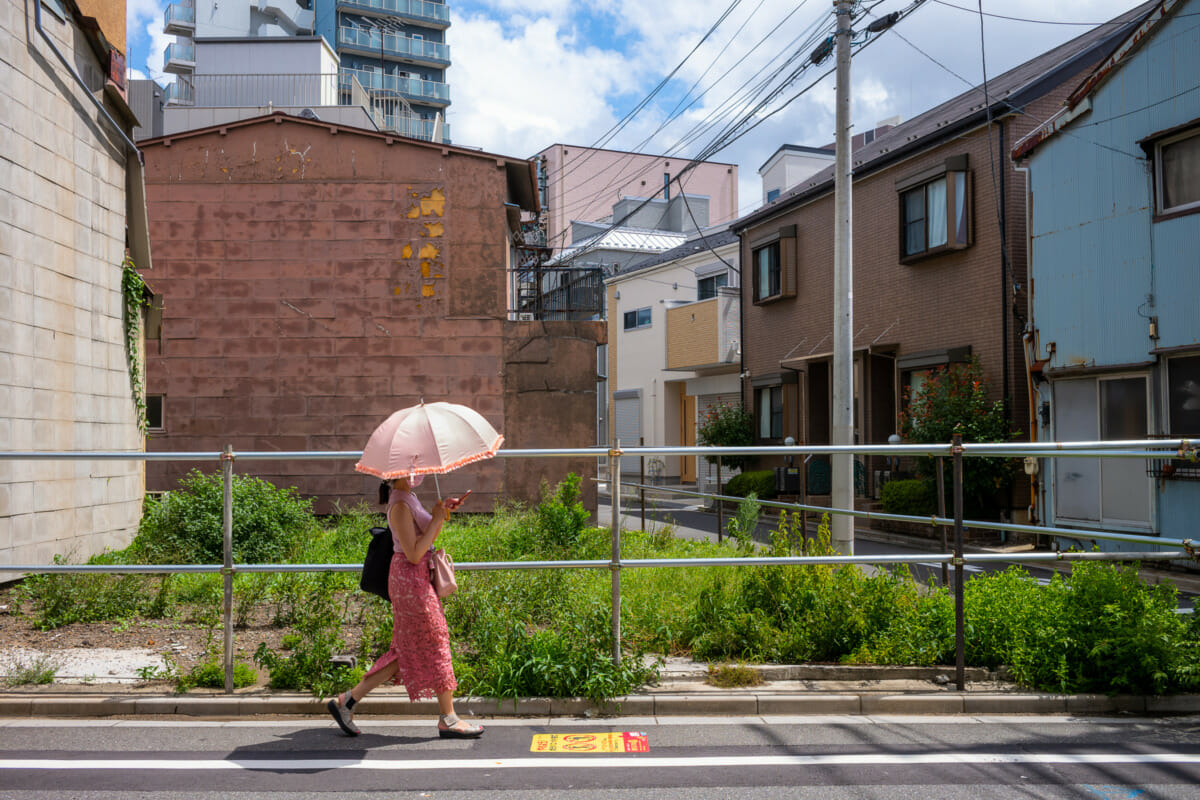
[446,15,629,156]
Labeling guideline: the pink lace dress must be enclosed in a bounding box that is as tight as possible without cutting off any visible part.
[361,488,457,701]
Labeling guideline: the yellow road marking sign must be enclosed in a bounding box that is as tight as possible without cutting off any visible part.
[531,732,649,754]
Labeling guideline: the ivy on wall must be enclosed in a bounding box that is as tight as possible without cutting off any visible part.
[121,256,150,435]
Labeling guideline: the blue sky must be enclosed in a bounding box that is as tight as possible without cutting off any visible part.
[124,0,1143,215]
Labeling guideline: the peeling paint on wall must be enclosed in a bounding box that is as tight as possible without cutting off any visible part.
[419,188,445,217]
[394,188,448,300]
[281,140,312,179]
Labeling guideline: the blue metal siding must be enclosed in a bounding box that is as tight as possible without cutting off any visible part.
[1030,0,1200,546]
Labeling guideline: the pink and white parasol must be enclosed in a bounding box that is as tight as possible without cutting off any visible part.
[354,401,503,480]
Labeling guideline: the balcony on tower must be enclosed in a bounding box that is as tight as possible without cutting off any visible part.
[164,3,195,35]
[163,42,195,74]
[339,66,450,107]
[336,0,451,30]
[338,25,450,68]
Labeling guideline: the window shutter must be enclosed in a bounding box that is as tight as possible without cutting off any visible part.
[780,226,797,297]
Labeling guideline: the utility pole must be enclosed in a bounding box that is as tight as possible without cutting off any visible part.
[831,0,856,556]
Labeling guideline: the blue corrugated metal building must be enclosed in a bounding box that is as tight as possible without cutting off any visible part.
[1014,0,1200,551]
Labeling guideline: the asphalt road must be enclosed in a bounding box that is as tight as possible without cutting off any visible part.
[2,716,1199,797]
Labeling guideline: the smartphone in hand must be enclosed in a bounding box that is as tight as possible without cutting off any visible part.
[446,489,472,510]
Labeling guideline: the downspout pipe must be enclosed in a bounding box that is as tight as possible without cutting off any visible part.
[34,0,142,164]
[1013,162,1039,525]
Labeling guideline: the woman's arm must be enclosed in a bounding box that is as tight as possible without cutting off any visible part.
[389,501,448,564]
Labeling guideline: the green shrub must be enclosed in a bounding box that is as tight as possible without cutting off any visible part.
[2,655,59,687]
[252,572,362,697]
[178,660,257,691]
[697,402,754,471]
[1003,561,1198,695]
[725,470,777,499]
[532,474,592,556]
[16,554,168,630]
[879,479,935,517]
[454,600,659,703]
[130,470,316,564]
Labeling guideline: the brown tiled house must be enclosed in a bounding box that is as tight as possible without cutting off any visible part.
[139,113,603,512]
[731,4,1153,515]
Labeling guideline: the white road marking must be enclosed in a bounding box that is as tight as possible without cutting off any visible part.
[2,752,1199,771]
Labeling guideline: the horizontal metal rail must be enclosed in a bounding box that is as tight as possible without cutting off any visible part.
[618,481,1194,549]
[1,437,1192,463]
[6,548,1191,577]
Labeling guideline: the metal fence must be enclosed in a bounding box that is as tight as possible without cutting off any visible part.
[2,437,1197,693]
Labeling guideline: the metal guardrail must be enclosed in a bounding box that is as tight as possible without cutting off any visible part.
[2,437,1197,692]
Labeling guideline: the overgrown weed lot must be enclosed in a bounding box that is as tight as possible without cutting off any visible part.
[5,473,1199,699]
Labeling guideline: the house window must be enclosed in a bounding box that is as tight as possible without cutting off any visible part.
[1155,127,1200,216]
[698,272,728,301]
[146,395,165,433]
[757,386,783,440]
[897,156,971,262]
[623,307,651,331]
[766,188,781,203]
[1054,375,1151,529]
[663,172,671,201]
[753,242,780,301]
[1167,354,1200,434]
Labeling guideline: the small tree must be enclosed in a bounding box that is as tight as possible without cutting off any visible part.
[897,358,1019,518]
[697,402,754,472]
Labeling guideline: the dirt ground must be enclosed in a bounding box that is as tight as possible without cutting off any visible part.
[0,583,363,681]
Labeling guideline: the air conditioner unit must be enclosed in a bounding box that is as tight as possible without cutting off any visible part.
[517,312,535,321]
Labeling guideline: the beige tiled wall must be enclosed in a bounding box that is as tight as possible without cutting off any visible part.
[1,0,144,581]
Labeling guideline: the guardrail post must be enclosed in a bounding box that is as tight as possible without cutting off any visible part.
[952,434,965,691]
[639,437,646,533]
[937,456,949,587]
[610,441,622,665]
[221,444,235,694]
[715,455,723,542]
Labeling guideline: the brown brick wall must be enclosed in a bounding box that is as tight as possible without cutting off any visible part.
[142,117,602,512]
[739,88,1091,459]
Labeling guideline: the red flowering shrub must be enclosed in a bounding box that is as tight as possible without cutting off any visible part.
[897,358,1019,518]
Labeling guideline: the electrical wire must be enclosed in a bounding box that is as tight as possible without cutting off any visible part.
[880,23,1148,161]
[933,0,1200,27]
[559,0,929,266]
[543,1,833,242]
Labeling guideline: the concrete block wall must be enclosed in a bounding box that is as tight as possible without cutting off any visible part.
[1,0,144,580]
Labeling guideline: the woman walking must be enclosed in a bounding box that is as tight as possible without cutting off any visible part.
[327,475,481,739]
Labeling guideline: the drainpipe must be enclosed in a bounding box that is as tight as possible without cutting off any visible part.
[33,0,142,163]
[1013,162,1039,525]
[998,122,1011,424]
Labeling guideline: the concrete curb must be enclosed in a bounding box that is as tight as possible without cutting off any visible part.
[3,692,1200,719]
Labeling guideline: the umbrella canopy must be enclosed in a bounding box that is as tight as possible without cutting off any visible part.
[355,401,504,480]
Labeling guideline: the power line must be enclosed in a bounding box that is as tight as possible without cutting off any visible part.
[544,1,831,239]
[880,23,1147,161]
[933,0,1199,27]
